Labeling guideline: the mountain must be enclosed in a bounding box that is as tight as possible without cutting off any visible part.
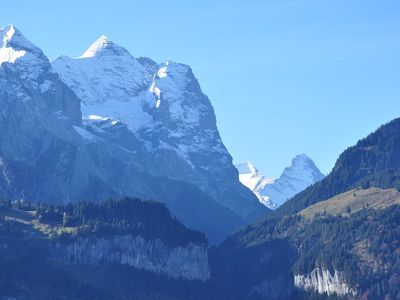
[236,155,325,209]
[210,118,400,299]
[2,23,400,300]
[0,25,268,243]
[235,161,276,208]
[52,34,268,224]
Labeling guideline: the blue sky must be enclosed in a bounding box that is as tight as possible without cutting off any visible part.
[1,0,399,176]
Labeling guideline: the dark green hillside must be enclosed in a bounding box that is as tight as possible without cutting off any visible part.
[209,118,400,299]
[211,204,400,299]
[293,206,400,299]
[0,198,214,300]
[36,197,207,247]
[277,118,400,217]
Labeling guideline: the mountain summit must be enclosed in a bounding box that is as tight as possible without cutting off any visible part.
[80,35,131,58]
[0,24,49,85]
[236,154,325,209]
[0,24,38,52]
[0,25,267,243]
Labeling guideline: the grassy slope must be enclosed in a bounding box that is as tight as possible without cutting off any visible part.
[275,118,400,218]
[299,187,400,219]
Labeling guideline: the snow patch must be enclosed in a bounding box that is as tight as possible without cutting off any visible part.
[0,47,26,64]
[0,25,27,64]
[157,63,169,78]
[88,114,110,121]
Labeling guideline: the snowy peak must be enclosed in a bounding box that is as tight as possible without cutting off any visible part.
[235,161,275,198]
[292,153,315,167]
[52,34,155,119]
[282,154,325,184]
[292,153,310,164]
[1,24,36,50]
[236,155,325,209]
[0,24,44,65]
[236,161,258,175]
[0,24,51,86]
[53,34,227,165]
[80,35,130,58]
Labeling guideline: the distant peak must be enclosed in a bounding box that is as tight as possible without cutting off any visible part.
[285,154,325,179]
[292,153,312,163]
[236,161,258,174]
[98,34,110,43]
[80,35,130,58]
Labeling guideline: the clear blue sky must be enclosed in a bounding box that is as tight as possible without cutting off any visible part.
[1,0,400,177]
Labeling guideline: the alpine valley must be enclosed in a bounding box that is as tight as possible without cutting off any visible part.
[1,24,400,300]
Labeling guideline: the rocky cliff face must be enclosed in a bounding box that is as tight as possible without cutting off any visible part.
[0,24,83,201]
[53,235,210,281]
[0,25,267,243]
[52,36,266,223]
[294,268,356,296]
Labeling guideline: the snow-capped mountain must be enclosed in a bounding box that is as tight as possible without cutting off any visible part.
[236,154,325,209]
[235,161,275,197]
[52,34,267,222]
[0,25,268,243]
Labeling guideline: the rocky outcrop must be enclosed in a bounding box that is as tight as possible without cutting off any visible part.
[53,235,210,281]
[294,268,356,296]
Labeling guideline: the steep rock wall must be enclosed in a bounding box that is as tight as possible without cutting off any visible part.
[52,235,210,281]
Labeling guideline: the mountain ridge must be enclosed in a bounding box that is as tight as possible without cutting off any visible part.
[236,154,324,209]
